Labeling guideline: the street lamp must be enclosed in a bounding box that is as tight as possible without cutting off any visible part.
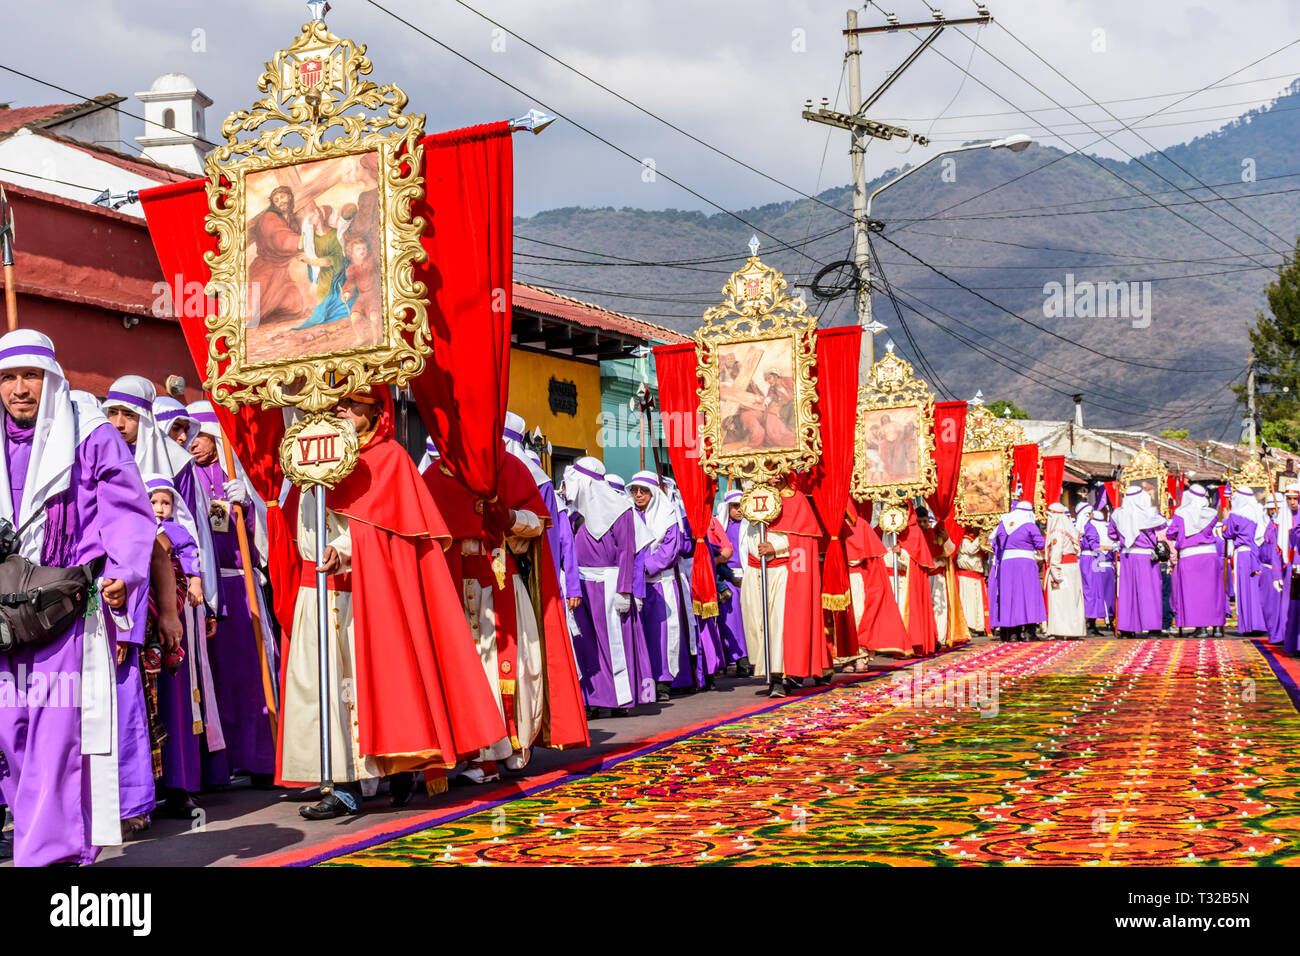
[852,135,1032,382]
[866,135,1033,221]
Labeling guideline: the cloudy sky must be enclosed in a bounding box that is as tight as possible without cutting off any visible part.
[4,0,1300,215]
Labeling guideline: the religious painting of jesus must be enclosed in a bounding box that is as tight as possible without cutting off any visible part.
[716,336,798,455]
[857,404,921,488]
[243,150,384,365]
[959,448,1010,519]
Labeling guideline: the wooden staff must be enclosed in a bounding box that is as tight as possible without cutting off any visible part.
[219,431,279,742]
[1,186,16,331]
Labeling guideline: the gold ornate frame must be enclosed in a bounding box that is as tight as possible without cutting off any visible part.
[1121,443,1171,515]
[954,403,1023,533]
[1224,456,1273,499]
[850,345,936,531]
[204,18,430,414]
[696,240,820,492]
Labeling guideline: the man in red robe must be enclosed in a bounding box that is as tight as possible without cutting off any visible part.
[888,504,939,656]
[274,387,506,818]
[740,473,830,697]
[422,451,588,784]
[844,499,908,663]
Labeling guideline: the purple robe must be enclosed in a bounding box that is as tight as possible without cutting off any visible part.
[1168,514,1227,628]
[156,518,204,794]
[111,434,157,820]
[1283,525,1300,655]
[1086,519,1117,618]
[989,519,1046,627]
[634,519,694,687]
[1260,522,1288,644]
[175,458,274,779]
[1222,513,1267,634]
[0,422,156,867]
[571,509,655,709]
[1108,520,1166,632]
[716,521,746,663]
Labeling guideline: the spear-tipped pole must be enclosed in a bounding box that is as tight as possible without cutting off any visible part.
[0,187,16,331]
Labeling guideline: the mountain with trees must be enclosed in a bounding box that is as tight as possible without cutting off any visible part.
[514,80,1300,438]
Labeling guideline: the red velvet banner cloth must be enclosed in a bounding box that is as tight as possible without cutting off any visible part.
[809,326,860,611]
[1041,454,1066,506]
[406,123,514,533]
[1012,443,1040,504]
[925,400,968,548]
[1166,472,1186,508]
[141,122,516,628]
[1105,480,1121,509]
[653,342,719,616]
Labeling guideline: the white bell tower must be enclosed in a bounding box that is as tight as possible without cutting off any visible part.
[134,73,215,174]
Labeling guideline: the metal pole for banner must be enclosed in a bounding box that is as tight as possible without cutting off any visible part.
[315,485,333,791]
[759,522,773,684]
[1,186,16,332]
[891,531,901,606]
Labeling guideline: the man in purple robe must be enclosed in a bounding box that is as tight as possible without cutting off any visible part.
[1281,490,1300,655]
[563,458,655,717]
[1084,505,1117,631]
[711,490,750,675]
[989,500,1046,642]
[0,330,157,866]
[1224,488,1268,636]
[174,401,275,786]
[1261,493,1290,645]
[1108,485,1168,637]
[628,472,694,700]
[1167,484,1226,637]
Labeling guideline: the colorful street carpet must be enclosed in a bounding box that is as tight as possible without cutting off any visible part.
[319,639,1300,866]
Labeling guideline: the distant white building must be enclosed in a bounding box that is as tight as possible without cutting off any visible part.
[134,73,214,175]
[0,73,212,217]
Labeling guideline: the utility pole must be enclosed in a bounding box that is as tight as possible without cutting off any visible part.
[803,6,992,383]
[1247,352,1257,454]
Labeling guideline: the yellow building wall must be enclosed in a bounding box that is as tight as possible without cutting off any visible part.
[507,347,603,458]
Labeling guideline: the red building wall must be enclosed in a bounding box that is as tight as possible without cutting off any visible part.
[0,183,202,400]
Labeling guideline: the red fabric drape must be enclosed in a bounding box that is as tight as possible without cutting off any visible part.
[1042,454,1066,506]
[1166,472,1186,508]
[1104,480,1121,509]
[925,400,968,549]
[1012,443,1040,503]
[653,342,720,616]
[809,326,860,613]
[405,124,514,534]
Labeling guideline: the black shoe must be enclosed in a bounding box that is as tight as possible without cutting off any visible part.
[655,682,671,703]
[813,674,832,687]
[703,675,717,691]
[157,792,200,820]
[299,791,359,820]
[1191,627,1208,638]
[1086,623,1101,636]
[735,658,753,678]
[248,772,276,791]
[388,772,416,808]
[783,676,803,691]
[768,681,787,699]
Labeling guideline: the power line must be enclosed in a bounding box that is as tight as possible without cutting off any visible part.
[867,235,955,399]
[988,21,1294,252]
[875,231,1241,373]
[872,71,1300,122]
[907,25,1282,268]
[439,0,858,226]
[873,11,1300,244]
[891,283,1247,417]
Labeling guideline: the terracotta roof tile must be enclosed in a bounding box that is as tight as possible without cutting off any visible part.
[512,281,690,345]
